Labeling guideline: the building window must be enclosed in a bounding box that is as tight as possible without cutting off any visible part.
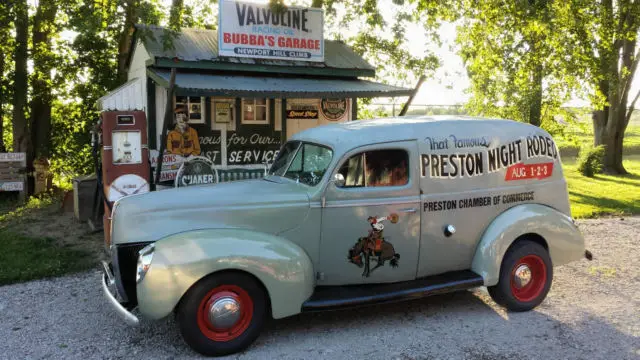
[174,96,205,124]
[242,98,269,124]
[336,149,409,188]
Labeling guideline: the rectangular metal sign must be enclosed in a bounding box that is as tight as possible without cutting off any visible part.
[218,0,324,62]
[0,152,26,192]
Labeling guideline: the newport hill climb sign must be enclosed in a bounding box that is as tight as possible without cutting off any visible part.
[218,0,324,62]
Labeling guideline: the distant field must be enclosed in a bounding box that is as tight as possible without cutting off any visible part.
[554,111,640,157]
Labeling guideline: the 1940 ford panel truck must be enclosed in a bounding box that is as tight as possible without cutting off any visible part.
[101,115,591,356]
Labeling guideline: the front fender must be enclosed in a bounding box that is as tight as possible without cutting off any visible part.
[136,229,315,320]
[471,204,585,286]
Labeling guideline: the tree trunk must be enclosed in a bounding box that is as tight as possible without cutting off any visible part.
[30,0,58,161]
[528,63,543,127]
[117,0,138,85]
[0,43,5,153]
[12,0,29,154]
[0,0,8,152]
[13,0,32,195]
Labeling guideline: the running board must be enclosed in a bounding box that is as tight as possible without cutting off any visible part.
[302,270,484,312]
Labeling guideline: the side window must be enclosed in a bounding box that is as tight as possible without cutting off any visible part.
[337,149,409,188]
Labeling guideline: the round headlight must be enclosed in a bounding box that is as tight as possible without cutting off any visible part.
[136,243,155,283]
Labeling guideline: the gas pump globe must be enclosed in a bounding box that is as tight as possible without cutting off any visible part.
[100,111,150,246]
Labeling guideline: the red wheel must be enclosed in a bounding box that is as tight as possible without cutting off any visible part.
[196,285,254,342]
[177,272,268,356]
[509,255,547,302]
[488,239,553,312]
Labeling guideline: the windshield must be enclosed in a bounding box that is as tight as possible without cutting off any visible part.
[269,141,333,186]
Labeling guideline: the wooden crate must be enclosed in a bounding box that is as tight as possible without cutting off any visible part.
[0,153,26,192]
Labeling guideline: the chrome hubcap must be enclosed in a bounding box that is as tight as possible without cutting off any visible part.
[208,297,241,330]
[513,264,532,288]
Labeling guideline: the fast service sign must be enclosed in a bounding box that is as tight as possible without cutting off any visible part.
[218,0,324,62]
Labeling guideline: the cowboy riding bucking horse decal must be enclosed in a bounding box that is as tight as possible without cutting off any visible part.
[348,213,401,277]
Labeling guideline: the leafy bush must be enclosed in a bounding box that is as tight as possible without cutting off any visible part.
[577,145,605,177]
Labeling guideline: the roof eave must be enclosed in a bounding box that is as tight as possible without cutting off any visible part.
[146,68,412,99]
[152,57,376,78]
[172,88,413,98]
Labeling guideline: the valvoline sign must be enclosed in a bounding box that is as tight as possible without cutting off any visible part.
[218,0,324,62]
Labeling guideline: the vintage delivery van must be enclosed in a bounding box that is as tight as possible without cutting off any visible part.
[101,115,591,356]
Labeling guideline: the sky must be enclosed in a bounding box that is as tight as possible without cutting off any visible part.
[162,0,640,108]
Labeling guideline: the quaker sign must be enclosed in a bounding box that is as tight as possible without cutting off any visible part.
[227,130,282,165]
[175,157,217,187]
[420,134,558,181]
[218,0,324,62]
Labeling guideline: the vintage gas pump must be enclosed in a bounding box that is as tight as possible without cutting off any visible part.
[99,110,150,247]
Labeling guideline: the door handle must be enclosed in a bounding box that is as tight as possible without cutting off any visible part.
[399,207,417,213]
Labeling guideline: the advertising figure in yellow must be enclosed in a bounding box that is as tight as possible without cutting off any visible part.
[166,107,201,156]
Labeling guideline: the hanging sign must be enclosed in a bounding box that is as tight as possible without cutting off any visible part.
[287,102,319,119]
[286,109,319,119]
[218,0,324,62]
[320,98,348,121]
[175,156,217,187]
[214,102,233,123]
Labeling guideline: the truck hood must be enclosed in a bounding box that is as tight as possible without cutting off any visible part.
[110,178,310,245]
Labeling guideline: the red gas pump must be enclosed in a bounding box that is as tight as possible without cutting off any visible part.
[99,110,150,247]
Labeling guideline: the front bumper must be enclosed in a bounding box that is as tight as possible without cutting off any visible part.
[101,260,139,326]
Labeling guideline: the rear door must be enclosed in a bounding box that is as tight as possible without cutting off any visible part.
[317,141,421,285]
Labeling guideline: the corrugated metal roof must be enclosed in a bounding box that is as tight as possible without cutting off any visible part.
[135,24,375,74]
[148,69,413,98]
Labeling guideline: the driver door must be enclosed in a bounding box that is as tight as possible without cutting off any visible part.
[317,141,421,285]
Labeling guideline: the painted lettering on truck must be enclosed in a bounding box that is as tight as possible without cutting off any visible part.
[421,134,558,181]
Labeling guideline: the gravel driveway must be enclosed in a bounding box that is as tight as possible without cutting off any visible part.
[1,217,638,360]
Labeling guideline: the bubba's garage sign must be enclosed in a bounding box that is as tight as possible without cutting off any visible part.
[218,0,324,62]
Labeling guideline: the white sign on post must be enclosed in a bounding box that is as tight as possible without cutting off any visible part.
[218,0,324,62]
[0,152,26,192]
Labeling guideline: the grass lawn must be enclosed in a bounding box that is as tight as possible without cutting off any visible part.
[0,230,93,286]
[0,192,100,286]
[563,155,640,218]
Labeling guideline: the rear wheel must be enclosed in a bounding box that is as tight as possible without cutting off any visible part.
[487,240,552,312]
[176,272,268,356]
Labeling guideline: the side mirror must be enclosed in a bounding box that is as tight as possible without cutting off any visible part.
[332,173,345,187]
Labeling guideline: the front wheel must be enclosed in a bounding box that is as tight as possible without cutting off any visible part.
[487,240,552,312]
[176,272,268,357]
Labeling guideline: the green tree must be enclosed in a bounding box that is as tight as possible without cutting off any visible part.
[0,1,13,152]
[273,0,449,87]
[46,0,164,184]
[454,0,579,128]
[560,0,640,174]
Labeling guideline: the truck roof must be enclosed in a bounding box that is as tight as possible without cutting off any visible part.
[290,115,544,154]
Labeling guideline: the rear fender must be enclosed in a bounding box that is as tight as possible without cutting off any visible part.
[136,229,315,320]
[471,204,585,286]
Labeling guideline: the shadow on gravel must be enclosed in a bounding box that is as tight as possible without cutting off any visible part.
[125,287,638,359]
